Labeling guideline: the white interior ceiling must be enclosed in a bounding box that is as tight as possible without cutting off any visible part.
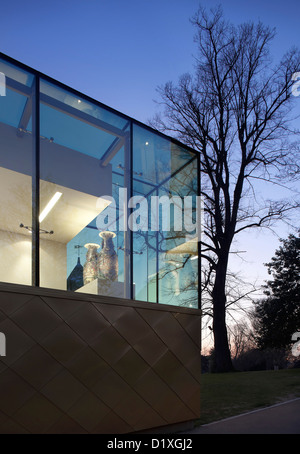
[0,166,111,244]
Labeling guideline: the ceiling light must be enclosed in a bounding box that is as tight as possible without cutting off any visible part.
[39,192,62,223]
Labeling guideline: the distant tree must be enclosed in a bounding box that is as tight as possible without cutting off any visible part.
[229,319,256,361]
[233,347,288,371]
[253,233,300,349]
[152,5,300,372]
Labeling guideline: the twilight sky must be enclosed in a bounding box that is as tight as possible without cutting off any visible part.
[0,0,299,309]
[1,0,299,123]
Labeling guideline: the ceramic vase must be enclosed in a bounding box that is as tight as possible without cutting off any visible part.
[98,231,118,281]
[83,243,99,285]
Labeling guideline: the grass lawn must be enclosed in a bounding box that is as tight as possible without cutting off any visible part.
[197,368,300,425]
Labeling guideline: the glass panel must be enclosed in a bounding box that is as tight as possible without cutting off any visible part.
[39,80,131,298]
[0,58,34,285]
[133,124,199,307]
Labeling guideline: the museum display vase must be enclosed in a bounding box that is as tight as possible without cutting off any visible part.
[83,243,99,285]
[98,231,118,281]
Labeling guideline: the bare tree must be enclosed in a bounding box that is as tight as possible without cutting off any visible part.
[229,319,256,360]
[151,6,300,372]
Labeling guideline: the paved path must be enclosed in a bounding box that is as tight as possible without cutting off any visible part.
[185,398,300,434]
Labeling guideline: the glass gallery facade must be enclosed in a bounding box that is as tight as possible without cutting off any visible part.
[0,53,200,309]
[0,54,201,435]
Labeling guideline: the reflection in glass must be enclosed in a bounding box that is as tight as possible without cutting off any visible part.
[133,124,199,308]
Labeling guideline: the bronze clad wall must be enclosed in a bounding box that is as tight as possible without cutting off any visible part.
[0,283,201,434]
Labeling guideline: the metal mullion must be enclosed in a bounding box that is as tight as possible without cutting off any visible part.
[129,122,133,301]
[123,129,132,300]
[32,76,40,287]
[156,190,159,304]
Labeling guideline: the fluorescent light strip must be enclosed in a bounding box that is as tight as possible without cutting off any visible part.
[39,192,62,223]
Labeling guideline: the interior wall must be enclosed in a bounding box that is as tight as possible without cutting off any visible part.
[40,237,66,290]
[0,230,31,285]
[0,229,66,289]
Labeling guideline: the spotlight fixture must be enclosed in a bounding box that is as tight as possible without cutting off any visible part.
[19,223,54,235]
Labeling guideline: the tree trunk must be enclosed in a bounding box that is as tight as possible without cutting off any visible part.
[211,252,234,373]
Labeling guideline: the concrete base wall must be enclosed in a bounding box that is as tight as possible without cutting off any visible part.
[0,283,201,434]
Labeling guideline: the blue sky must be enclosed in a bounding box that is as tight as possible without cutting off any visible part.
[0,0,299,296]
[1,0,299,123]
